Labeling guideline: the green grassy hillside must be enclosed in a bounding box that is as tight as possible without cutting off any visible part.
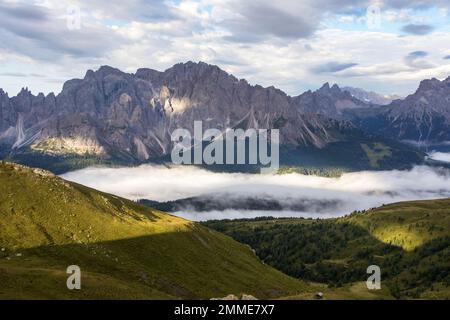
[204,199,450,299]
[343,200,450,251]
[0,161,307,299]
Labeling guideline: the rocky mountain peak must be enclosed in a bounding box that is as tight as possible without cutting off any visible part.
[318,82,331,92]
[18,87,32,96]
[97,65,126,76]
[167,61,235,80]
[417,78,443,92]
[83,66,129,83]
[84,69,96,79]
[331,83,340,91]
[316,83,347,97]
[135,68,161,80]
[294,82,368,119]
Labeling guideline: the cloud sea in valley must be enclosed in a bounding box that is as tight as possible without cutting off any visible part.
[61,158,450,221]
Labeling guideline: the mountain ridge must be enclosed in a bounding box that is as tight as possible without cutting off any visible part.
[0,62,346,158]
[352,75,450,146]
[0,61,428,172]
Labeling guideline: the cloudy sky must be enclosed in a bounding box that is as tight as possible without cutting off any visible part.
[1,0,450,97]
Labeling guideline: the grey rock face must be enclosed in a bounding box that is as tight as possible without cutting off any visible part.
[0,88,57,149]
[0,62,357,161]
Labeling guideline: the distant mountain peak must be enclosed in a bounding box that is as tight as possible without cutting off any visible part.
[294,82,368,119]
[316,83,344,96]
[320,82,331,90]
[342,87,399,105]
[18,87,31,94]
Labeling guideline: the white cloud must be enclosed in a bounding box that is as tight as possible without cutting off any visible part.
[1,0,450,96]
[61,165,450,221]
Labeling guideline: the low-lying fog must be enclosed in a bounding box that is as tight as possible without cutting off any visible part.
[61,161,450,221]
[429,151,450,163]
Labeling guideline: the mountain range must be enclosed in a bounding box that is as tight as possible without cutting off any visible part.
[0,63,356,168]
[1,61,449,172]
